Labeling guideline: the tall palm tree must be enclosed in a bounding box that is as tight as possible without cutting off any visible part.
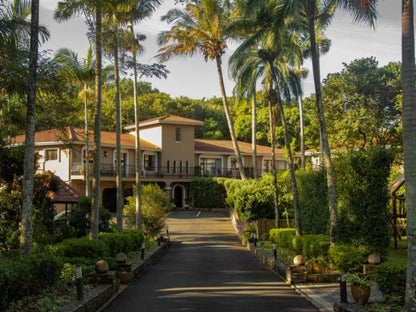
[54,47,95,196]
[20,0,40,256]
[55,0,103,239]
[279,0,377,245]
[121,0,161,230]
[402,0,416,309]
[229,49,262,179]
[157,0,247,180]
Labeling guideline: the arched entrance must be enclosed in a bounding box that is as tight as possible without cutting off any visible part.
[173,184,185,208]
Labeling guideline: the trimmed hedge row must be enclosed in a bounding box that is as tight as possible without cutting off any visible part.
[0,251,62,310]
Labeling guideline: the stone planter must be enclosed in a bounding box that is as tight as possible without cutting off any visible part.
[351,284,371,305]
[117,271,132,284]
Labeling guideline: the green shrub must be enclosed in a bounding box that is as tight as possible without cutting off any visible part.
[233,179,274,221]
[242,223,256,241]
[0,251,62,310]
[99,230,144,256]
[328,244,367,273]
[291,234,330,259]
[269,228,296,249]
[376,263,406,301]
[57,237,110,259]
[124,184,170,237]
[297,169,329,234]
[190,178,226,209]
[335,147,394,253]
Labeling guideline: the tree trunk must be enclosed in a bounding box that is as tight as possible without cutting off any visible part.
[402,1,416,310]
[251,92,258,179]
[20,0,39,256]
[270,67,302,236]
[114,14,123,233]
[130,23,142,231]
[84,83,91,197]
[90,0,102,240]
[215,55,246,180]
[298,93,305,170]
[308,15,338,245]
[267,82,279,229]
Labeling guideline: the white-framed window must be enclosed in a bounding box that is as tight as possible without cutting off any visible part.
[227,156,243,170]
[45,148,58,161]
[199,156,222,176]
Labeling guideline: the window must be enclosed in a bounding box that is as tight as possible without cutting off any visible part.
[179,161,183,173]
[175,127,181,142]
[45,149,58,161]
[173,160,177,174]
[144,154,156,171]
[186,161,189,174]
[167,161,170,174]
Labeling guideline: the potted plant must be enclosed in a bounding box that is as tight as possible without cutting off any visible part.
[345,273,371,305]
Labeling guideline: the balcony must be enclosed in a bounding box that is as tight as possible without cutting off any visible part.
[71,163,267,180]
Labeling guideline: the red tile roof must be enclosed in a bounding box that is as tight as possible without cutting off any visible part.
[195,139,285,155]
[45,172,80,203]
[11,127,160,149]
[125,115,204,130]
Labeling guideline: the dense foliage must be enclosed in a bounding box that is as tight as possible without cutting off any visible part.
[190,178,227,209]
[376,263,406,302]
[335,147,395,253]
[124,184,171,237]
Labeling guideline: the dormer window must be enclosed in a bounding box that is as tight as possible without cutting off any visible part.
[176,127,181,142]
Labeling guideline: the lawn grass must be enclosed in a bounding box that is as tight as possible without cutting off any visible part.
[384,237,407,266]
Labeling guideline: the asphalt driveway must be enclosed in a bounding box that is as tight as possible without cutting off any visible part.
[101,211,318,312]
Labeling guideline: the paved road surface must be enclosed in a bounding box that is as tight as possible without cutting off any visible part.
[102,211,318,312]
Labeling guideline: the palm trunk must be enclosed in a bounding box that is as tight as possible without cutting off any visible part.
[270,67,302,236]
[215,55,246,180]
[267,82,279,228]
[114,14,123,233]
[130,23,142,231]
[308,16,338,245]
[84,83,90,197]
[402,1,416,310]
[298,85,305,169]
[251,92,258,179]
[20,0,39,256]
[90,0,102,240]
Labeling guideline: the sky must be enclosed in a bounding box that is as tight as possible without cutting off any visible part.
[39,0,405,100]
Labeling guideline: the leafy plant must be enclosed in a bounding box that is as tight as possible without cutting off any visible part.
[345,273,371,287]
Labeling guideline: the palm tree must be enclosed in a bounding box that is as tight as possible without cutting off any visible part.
[20,0,40,256]
[401,0,416,309]
[55,0,103,239]
[229,49,262,179]
[157,0,247,180]
[54,47,95,196]
[278,0,377,245]
[121,0,161,230]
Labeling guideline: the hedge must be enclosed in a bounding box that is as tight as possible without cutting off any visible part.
[291,234,330,259]
[328,244,367,273]
[269,228,296,249]
[376,263,406,300]
[0,251,62,310]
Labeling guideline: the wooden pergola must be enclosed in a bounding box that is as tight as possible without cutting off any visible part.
[389,174,406,249]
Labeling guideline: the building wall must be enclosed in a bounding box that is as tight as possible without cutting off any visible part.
[36,145,71,181]
[161,124,196,172]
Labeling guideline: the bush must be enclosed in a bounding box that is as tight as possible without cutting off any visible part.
[297,169,329,234]
[233,179,274,221]
[0,250,62,310]
[328,244,367,273]
[291,234,330,259]
[376,263,406,301]
[269,228,296,249]
[57,237,110,259]
[334,147,394,253]
[190,177,226,209]
[99,230,144,256]
[124,184,170,237]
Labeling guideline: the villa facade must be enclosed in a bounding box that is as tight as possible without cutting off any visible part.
[11,115,288,212]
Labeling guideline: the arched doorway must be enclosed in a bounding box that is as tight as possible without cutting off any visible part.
[173,184,185,208]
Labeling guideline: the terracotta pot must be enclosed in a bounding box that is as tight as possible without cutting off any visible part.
[117,271,132,284]
[351,284,371,305]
